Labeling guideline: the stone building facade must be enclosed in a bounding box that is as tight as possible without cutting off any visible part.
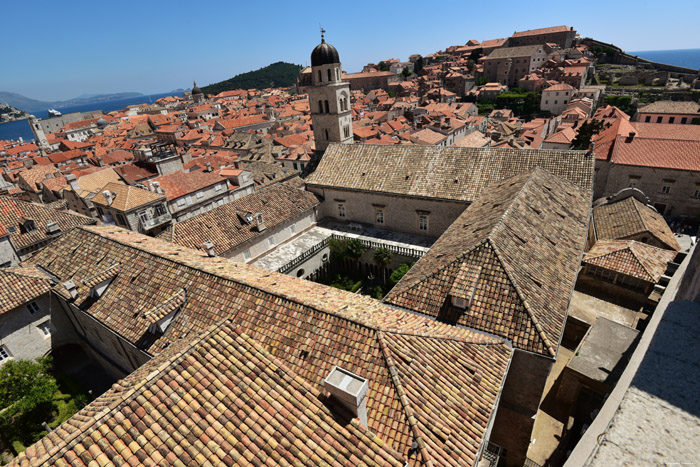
[482,45,549,86]
[307,33,353,153]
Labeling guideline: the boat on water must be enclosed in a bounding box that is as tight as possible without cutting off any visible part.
[47,108,62,117]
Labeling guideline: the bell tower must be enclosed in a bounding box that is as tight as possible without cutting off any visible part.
[307,29,353,153]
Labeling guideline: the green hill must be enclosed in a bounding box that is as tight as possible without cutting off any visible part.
[201,62,303,95]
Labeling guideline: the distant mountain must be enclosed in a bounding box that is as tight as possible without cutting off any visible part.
[201,62,303,95]
[0,91,144,113]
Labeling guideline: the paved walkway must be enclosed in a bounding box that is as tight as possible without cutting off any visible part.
[252,220,436,272]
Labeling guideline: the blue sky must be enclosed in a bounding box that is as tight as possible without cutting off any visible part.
[2,0,698,101]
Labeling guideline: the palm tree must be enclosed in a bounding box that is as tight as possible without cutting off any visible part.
[373,247,393,285]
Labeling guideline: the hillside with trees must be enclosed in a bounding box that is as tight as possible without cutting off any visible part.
[201,62,303,95]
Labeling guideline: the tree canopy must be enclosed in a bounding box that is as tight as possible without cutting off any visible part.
[201,62,303,95]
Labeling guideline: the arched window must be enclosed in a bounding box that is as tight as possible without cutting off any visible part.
[336,68,340,80]
[327,68,332,81]
[324,100,329,113]
[318,100,324,113]
[318,70,322,82]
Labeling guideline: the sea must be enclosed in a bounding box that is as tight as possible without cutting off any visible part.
[628,48,700,70]
[0,91,177,143]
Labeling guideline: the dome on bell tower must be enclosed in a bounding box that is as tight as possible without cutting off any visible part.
[311,30,340,66]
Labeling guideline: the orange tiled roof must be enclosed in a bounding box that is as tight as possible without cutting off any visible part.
[158,181,319,254]
[306,143,594,203]
[150,170,227,201]
[92,182,165,212]
[584,240,676,283]
[0,267,52,315]
[592,197,680,251]
[385,168,591,357]
[26,224,512,464]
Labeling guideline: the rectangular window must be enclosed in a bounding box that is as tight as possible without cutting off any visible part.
[375,208,384,224]
[38,321,52,338]
[337,203,345,218]
[176,198,186,206]
[27,302,41,315]
[0,345,11,364]
[117,213,128,226]
[243,249,251,261]
[343,126,350,138]
[628,177,640,188]
[418,215,428,231]
[657,116,663,123]
[645,116,651,123]
[682,117,688,124]
[293,162,298,170]
[669,117,675,124]
[196,191,204,199]
[661,183,672,194]
[215,184,222,191]
[693,188,700,199]
[186,196,193,205]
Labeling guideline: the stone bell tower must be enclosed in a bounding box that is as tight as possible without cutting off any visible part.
[307,29,353,153]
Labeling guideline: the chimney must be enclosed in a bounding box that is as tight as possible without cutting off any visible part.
[324,366,369,427]
[46,221,60,234]
[205,161,212,172]
[148,180,155,192]
[202,241,216,257]
[63,280,78,299]
[102,190,113,206]
[627,131,636,142]
[65,173,80,192]
[255,212,266,232]
[153,181,163,194]
[23,159,33,168]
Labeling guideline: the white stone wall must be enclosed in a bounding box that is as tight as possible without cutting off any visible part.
[307,186,468,238]
[541,89,572,115]
[168,183,233,221]
[595,160,700,217]
[0,294,52,362]
[0,236,19,267]
[226,210,317,263]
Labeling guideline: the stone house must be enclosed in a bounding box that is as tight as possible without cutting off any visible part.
[148,168,253,222]
[593,123,700,217]
[636,100,700,124]
[342,71,399,92]
[0,197,97,260]
[305,144,594,239]
[540,83,574,115]
[63,168,126,218]
[508,25,577,49]
[92,182,171,235]
[157,180,319,263]
[482,45,548,86]
[0,267,53,364]
[384,168,592,466]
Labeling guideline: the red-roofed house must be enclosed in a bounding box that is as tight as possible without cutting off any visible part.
[540,83,574,115]
[150,168,254,221]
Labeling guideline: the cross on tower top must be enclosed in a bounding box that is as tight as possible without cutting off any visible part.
[320,27,326,43]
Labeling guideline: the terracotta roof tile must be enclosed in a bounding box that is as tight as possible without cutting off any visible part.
[385,168,591,357]
[593,197,680,251]
[158,181,319,255]
[306,143,594,203]
[26,225,511,464]
[92,182,165,212]
[584,240,676,282]
[0,267,52,315]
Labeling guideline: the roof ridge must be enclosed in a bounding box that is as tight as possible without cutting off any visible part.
[590,245,654,281]
[20,318,223,466]
[376,330,434,467]
[72,226,487,344]
[488,239,557,357]
[631,197,651,233]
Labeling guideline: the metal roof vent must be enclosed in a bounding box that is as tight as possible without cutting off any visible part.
[324,366,369,427]
[202,241,216,257]
[46,222,60,234]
